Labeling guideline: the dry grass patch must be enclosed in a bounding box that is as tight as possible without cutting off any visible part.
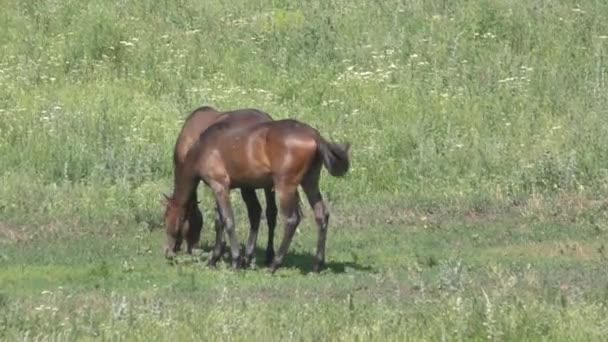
[485,240,603,261]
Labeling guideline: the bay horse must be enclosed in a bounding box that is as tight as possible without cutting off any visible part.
[164,118,350,273]
[165,106,278,266]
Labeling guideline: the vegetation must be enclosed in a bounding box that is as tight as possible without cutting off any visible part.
[1,0,607,340]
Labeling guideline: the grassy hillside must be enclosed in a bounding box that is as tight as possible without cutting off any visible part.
[1,0,608,340]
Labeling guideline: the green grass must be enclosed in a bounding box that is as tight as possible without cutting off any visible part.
[2,204,608,340]
[1,0,608,340]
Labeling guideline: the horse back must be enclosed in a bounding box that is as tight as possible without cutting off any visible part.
[174,106,222,167]
[174,107,273,167]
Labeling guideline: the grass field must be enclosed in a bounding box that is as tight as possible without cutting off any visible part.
[1,0,608,340]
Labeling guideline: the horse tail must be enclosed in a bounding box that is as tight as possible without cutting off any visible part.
[317,137,351,177]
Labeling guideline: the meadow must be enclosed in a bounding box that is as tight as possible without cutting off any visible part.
[1,0,608,340]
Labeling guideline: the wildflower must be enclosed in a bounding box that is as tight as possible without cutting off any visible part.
[498,77,516,83]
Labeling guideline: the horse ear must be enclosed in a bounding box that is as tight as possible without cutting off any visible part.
[161,193,171,204]
[343,142,351,154]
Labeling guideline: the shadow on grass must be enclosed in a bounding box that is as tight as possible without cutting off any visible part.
[193,243,374,275]
[274,248,375,275]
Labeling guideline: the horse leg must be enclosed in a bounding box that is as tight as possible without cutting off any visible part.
[207,202,225,267]
[269,184,301,274]
[211,183,242,269]
[185,205,203,254]
[241,188,261,268]
[302,178,329,273]
[264,187,277,266]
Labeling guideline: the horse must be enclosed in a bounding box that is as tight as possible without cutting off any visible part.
[164,118,350,273]
[165,106,278,266]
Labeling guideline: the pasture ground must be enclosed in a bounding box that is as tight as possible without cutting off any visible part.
[2,194,608,340]
[1,0,608,340]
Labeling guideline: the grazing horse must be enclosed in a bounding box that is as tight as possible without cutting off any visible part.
[165,106,278,265]
[164,118,350,273]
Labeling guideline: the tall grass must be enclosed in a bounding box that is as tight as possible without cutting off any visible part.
[1,0,608,217]
[2,2,608,339]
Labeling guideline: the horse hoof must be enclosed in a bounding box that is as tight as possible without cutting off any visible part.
[207,258,218,268]
[268,260,281,274]
[312,261,325,273]
[164,247,176,259]
[231,257,243,270]
[240,256,254,269]
[265,251,275,267]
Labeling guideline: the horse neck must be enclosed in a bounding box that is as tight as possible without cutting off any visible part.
[172,165,197,207]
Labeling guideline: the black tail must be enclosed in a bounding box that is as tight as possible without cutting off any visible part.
[317,138,351,177]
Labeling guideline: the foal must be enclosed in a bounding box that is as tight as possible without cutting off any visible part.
[164,118,350,272]
[166,106,277,265]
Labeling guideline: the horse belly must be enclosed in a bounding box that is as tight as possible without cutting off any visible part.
[229,170,273,189]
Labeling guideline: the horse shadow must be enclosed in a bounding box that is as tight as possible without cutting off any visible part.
[196,243,374,275]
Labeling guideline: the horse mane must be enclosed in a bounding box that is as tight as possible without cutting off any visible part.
[183,105,217,123]
[172,106,218,167]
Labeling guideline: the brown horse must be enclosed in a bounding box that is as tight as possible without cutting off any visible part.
[165,106,278,266]
[164,118,350,273]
